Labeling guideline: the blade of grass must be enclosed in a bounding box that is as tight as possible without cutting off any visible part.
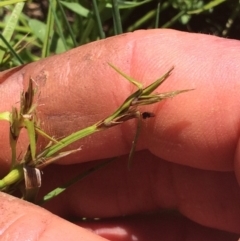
[36,148,81,169]
[56,0,77,47]
[38,158,116,205]
[0,2,25,64]
[42,0,56,58]
[80,15,95,45]
[108,63,143,89]
[0,22,31,33]
[127,1,169,31]
[92,0,105,39]
[49,0,68,51]
[127,9,155,32]
[161,10,186,28]
[155,1,161,28]
[2,32,28,65]
[111,0,122,34]
[16,9,29,28]
[0,0,26,7]
[37,125,98,160]
[28,19,46,43]
[112,10,117,35]
[187,0,226,14]
[2,34,36,64]
[58,1,93,45]
[59,1,89,17]
[141,67,174,95]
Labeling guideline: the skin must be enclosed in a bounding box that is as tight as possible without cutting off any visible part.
[0,29,240,240]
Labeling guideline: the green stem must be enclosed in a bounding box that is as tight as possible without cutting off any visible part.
[37,124,99,160]
[0,165,24,190]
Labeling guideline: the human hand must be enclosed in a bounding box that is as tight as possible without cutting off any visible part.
[0,29,240,241]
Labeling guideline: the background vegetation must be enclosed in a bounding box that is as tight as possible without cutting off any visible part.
[0,0,239,71]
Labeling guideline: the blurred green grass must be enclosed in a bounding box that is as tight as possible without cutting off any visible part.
[0,0,239,70]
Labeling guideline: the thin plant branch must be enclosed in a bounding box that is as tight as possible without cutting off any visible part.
[0,64,193,203]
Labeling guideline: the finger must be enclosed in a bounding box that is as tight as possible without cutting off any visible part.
[78,213,239,241]
[1,29,240,172]
[39,151,240,234]
[0,192,108,241]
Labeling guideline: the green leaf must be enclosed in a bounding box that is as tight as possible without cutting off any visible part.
[92,0,105,39]
[0,33,24,65]
[60,1,90,17]
[112,0,123,34]
[42,0,56,58]
[0,2,25,63]
[0,0,26,7]
[55,37,66,54]
[28,19,46,42]
[50,0,68,52]
[56,0,77,47]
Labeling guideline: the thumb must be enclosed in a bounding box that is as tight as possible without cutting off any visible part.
[0,192,108,241]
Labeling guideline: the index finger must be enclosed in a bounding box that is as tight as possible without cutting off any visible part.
[1,29,240,172]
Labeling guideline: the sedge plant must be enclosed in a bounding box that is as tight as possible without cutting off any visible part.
[0,64,192,204]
